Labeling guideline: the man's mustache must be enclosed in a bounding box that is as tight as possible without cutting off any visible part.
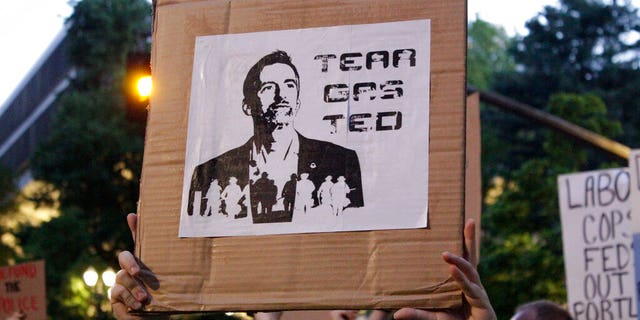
[268,100,292,109]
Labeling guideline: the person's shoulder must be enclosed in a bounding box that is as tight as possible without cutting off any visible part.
[191,140,252,179]
[298,132,357,155]
[195,141,251,168]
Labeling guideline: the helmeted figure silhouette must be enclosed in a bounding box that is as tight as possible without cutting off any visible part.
[330,176,351,216]
[221,177,242,217]
[204,179,222,216]
[282,173,297,215]
[317,175,333,206]
[253,172,277,214]
[296,173,316,213]
[187,51,364,223]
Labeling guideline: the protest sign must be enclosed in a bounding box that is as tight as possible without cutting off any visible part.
[136,0,466,313]
[179,19,430,237]
[558,168,638,319]
[0,260,46,320]
[629,150,640,320]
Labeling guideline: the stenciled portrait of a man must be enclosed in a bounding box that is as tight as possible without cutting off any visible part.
[187,50,364,223]
[179,20,431,237]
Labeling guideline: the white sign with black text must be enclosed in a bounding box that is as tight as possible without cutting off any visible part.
[629,150,640,320]
[558,168,638,320]
[179,20,431,237]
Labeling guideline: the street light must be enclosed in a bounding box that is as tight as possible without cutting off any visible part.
[102,268,116,300]
[83,266,116,318]
[83,267,98,287]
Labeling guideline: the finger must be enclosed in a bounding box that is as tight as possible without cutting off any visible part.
[449,264,482,299]
[118,253,161,291]
[127,213,138,242]
[119,251,141,276]
[442,252,481,287]
[111,300,144,320]
[110,283,144,310]
[137,267,159,284]
[463,218,477,267]
[115,269,149,303]
[393,308,437,320]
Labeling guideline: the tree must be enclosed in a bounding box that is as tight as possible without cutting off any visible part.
[477,1,640,196]
[67,0,151,88]
[466,19,531,194]
[467,18,515,91]
[0,167,20,263]
[476,2,640,318]
[30,89,143,262]
[501,0,640,146]
[479,93,622,318]
[15,0,151,317]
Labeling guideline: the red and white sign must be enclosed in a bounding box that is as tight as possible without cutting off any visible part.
[0,260,46,320]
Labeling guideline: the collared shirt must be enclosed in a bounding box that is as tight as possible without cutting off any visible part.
[249,134,299,209]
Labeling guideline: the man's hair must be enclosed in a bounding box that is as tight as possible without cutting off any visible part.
[514,300,573,320]
[242,50,300,110]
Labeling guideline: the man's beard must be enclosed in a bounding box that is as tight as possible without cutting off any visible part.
[253,102,295,152]
[262,102,294,131]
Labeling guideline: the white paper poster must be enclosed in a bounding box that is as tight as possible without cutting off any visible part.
[558,168,638,319]
[179,20,431,237]
[629,150,640,320]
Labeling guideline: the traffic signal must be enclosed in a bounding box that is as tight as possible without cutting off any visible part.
[136,75,152,100]
[125,52,151,123]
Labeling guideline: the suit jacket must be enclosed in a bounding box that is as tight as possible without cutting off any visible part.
[187,132,364,217]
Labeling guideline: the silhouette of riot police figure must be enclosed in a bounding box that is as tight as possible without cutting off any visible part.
[188,50,364,223]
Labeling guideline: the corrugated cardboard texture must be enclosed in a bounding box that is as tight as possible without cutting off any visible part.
[137,0,466,313]
[466,93,481,260]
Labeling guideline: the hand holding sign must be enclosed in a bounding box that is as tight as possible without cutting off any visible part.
[4,310,25,320]
[110,214,166,320]
[394,219,497,320]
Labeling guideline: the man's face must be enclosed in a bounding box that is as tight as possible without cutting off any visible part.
[256,63,299,129]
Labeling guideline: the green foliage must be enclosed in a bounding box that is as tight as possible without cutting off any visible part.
[29,88,143,262]
[0,167,19,263]
[67,0,151,88]
[5,0,638,319]
[478,3,640,315]
[12,0,152,318]
[543,93,622,165]
[467,19,515,90]
[466,19,528,192]
[19,208,92,318]
[501,0,640,146]
[479,93,622,318]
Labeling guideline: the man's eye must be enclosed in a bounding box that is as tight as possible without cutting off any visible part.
[286,83,296,89]
[260,85,274,93]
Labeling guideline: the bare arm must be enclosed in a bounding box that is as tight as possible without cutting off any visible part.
[110,213,167,320]
[393,219,496,320]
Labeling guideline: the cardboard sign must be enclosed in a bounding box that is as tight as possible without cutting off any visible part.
[0,260,46,320]
[179,20,430,237]
[136,0,466,313]
[629,150,640,320]
[558,169,638,319]
[465,92,482,260]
